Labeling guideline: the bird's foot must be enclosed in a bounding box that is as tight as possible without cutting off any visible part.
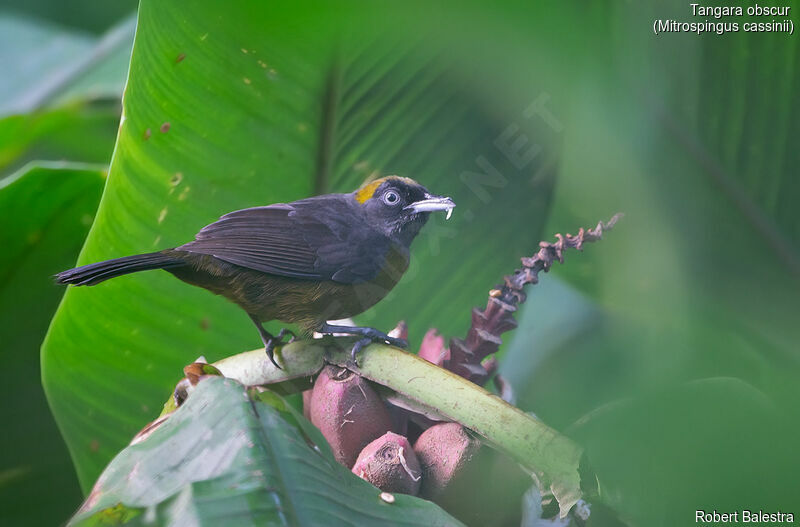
[275,328,297,344]
[354,326,408,349]
[349,332,407,367]
[318,323,407,367]
[263,328,296,370]
[249,313,297,371]
[347,337,372,368]
[319,323,408,366]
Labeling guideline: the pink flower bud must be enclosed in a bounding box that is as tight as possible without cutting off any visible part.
[388,320,409,341]
[418,328,448,366]
[416,423,530,524]
[308,365,393,468]
[352,432,421,495]
[413,422,481,499]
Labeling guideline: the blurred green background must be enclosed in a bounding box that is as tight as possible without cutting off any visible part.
[1,1,798,526]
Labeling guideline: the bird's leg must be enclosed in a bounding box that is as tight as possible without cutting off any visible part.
[318,323,408,364]
[248,314,295,370]
[275,327,297,343]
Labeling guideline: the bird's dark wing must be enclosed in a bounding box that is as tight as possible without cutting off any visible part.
[178,195,392,283]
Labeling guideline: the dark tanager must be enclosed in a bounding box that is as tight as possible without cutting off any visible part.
[56,176,455,367]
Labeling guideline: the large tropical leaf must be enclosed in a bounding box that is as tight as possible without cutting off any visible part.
[0,13,134,118]
[0,14,134,178]
[495,5,800,525]
[0,162,105,526]
[0,103,120,178]
[69,376,462,526]
[0,14,92,117]
[0,1,135,34]
[43,0,559,489]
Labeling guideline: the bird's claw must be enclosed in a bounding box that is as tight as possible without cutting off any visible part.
[318,323,409,367]
[264,340,281,370]
[264,328,296,370]
[348,337,372,367]
[276,328,296,343]
[348,333,408,366]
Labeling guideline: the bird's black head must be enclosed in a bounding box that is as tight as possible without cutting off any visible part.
[354,176,455,246]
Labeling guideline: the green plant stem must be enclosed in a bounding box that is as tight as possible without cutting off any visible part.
[167,338,583,516]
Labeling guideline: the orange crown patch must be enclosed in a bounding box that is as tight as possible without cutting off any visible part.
[354,176,417,204]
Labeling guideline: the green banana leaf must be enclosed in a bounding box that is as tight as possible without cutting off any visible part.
[497,9,800,525]
[69,376,462,526]
[0,13,135,178]
[0,103,120,178]
[19,0,798,525]
[43,0,559,489]
[0,14,92,116]
[0,13,134,118]
[0,1,135,35]
[0,162,105,526]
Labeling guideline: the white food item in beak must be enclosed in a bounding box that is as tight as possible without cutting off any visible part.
[404,194,456,219]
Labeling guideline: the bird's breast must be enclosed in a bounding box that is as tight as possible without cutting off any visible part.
[370,243,410,291]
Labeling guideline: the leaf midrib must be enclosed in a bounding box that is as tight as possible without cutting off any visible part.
[314,62,342,195]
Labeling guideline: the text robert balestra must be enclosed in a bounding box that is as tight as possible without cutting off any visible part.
[696,510,794,523]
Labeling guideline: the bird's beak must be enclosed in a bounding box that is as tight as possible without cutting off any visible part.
[404,194,456,219]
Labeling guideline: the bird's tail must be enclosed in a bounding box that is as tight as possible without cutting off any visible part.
[55,251,184,286]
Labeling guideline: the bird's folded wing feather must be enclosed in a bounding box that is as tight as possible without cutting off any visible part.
[178,197,389,284]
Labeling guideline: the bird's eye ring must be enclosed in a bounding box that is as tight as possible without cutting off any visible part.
[382,190,400,206]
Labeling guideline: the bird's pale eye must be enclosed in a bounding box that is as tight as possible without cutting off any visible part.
[382,190,401,206]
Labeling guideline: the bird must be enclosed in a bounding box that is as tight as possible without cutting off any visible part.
[56,176,455,368]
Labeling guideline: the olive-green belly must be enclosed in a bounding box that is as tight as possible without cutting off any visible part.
[167,250,408,333]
